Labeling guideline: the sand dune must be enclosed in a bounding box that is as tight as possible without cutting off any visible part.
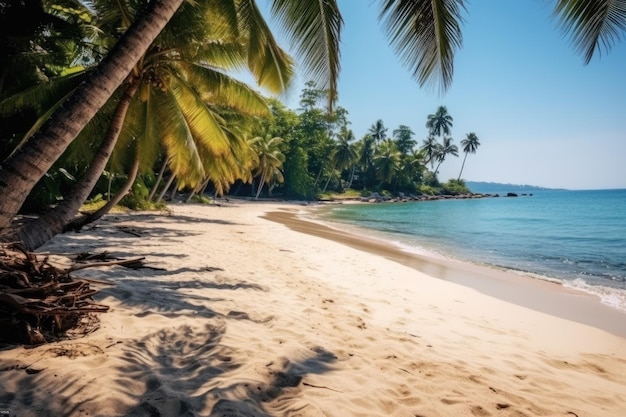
[1,201,624,417]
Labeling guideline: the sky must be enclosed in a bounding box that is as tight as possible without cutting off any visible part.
[259,1,626,190]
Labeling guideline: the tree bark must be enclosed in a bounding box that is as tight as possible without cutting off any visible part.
[0,0,184,229]
[457,152,468,182]
[4,78,141,251]
[66,157,140,231]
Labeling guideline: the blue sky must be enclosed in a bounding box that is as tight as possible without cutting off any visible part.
[262,1,626,190]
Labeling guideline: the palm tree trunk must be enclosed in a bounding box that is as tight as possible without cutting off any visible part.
[457,152,468,181]
[347,164,355,189]
[66,157,140,231]
[156,175,175,203]
[255,172,267,199]
[3,78,140,250]
[148,158,168,201]
[0,0,184,229]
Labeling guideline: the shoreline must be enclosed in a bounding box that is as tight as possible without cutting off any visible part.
[263,207,626,338]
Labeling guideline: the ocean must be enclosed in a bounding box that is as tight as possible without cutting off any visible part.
[315,189,626,312]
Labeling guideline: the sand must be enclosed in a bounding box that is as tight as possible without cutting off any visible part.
[1,200,625,417]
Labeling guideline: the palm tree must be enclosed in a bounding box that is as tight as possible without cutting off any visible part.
[426,105,453,137]
[356,134,376,189]
[373,139,402,188]
[368,119,388,144]
[432,136,459,176]
[420,135,439,169]
[324,127,357,191]
[251,134,285,199]
[457,132,480,181]
[392,124,416,155]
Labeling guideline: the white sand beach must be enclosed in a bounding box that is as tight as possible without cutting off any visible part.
[1,200,625,417]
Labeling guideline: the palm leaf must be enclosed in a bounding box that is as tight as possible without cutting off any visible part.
[379,0,466,94]
[236,0,295,94]
[553,0,626,63]
[177,62,270,116]
[270,0,342,105]
[168,68,232,158]
[154,85,205,187]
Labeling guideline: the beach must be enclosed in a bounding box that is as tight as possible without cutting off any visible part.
[1,200,625,417]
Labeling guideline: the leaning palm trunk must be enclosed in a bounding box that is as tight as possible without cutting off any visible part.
[67,157,140,231]
[457,152,469,181]
[2,79,141,250]
[156,175,176,203]
[255,172,267,199]
[148,159,168,201]
[0,0,184,229]
[347,164,356,189]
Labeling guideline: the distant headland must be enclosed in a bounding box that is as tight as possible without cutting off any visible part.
[465,181,562,194]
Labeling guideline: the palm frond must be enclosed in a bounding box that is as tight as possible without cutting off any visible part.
[237,0,296,94]
[553,0,626,63]
[169,69,232,158]
[178,62,270,116]
[379,0,466,94]
[271,0,342,105]
[154,86,205,187]
[0,70,90,115]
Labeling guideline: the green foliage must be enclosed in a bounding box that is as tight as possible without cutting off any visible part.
[442,179,470,195]
[190,194,214,204]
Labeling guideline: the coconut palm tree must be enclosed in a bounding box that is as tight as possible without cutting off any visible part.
[457,132,480,181]
[392,124,416,155]
[373,139,402,189]
[251,134,285,199]
[420,135,439,169]
[426,105,453,137]
[368,119,388,144]
[432,136,459,176]
[323,127,357,192]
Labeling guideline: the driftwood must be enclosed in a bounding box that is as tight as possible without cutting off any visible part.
[0,244,123,345]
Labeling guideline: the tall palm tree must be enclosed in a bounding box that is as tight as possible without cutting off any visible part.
[457,132,480,181]
[373,139,402,188]
[368,119,388,144]
[432,136,459,176]
[251,134,285,199]
[426,105,453,137]
[392,124,416,155]
[356,134,376,189]
[324,127,357,191]
[420,135,439,169]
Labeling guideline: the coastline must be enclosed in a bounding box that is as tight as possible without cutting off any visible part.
[264,207,626,338]
[1,201,625,416]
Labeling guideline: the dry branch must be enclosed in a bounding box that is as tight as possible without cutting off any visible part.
[0,244,112,345]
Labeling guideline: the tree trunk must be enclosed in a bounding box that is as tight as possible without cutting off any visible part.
[457,152,468,182]
[67,157,140,231]
[255,172,267,199]
[347,164,355,189]
[148,158,168,201]
[0,0,184,229]
[156,175,175,203]
[4,78,141,250]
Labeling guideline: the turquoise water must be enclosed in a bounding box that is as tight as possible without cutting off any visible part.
[317,189,626,312]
